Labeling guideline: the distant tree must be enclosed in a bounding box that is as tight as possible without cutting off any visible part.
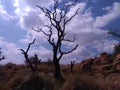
[46,59,53,65]
[0,48,5,61]
[25,54,41,70]
[70,61,75,72]
[19,39,37,72]
[113,43,120,56]
[33,54,41,70]
[34,0,79,80]
[108,30,120,56]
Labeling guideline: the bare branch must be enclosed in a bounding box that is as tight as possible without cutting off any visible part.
[36,0,80,80]
[45,8,52,14]
[19,39,36,72]
[0,56,5,61]
[53,0,59,19]
[62,0,78,18]
[19,49,25,54]
[26,38,36,53]
[58,53,63,61]
[108,31,120,38]
[19,38,36,54]
[65,7,80,25]
[32,27,50,36]
[37,5,56,27]
[36,5,46,13]
[47,25,56,46]
[61,44,79,55]
[63,34,76,42]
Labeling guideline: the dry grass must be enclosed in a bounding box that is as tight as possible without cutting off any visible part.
[61,73,99,90]
[1,62,120,90]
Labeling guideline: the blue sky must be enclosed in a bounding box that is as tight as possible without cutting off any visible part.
[0,0,120,64]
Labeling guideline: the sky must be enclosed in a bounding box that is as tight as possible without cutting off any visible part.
[0,0,120,64]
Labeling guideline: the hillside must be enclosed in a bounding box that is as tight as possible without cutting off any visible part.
[0,53,120,90]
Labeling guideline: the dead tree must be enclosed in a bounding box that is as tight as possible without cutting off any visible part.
[108,30,120,56]
[34,54,40,70]
[0,48,5,61]
[19,39,36,72]
[27,54,41,71]
[34,0,79,80]
[70,61,75,72]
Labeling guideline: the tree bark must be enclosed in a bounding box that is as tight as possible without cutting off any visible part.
[35,0,79,81]
[24,54,35,72]
[53,58,63,81]
[19,38,36,72]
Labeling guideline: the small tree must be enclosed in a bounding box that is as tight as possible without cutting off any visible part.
[70,61,75,72]
[108,30,120,56]
[19,39,37,72]
[25,54,41,70]
[113,43,120,56]
[34,0,79,80]
[0,48,5,61]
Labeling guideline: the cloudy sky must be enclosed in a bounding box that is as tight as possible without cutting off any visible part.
[0,0,120,64]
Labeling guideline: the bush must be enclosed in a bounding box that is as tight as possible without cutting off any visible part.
[113,43,120,56]
[46,59,53,65]
[18,74,53,90]
[6,77,22,90]
[61,74,99,90]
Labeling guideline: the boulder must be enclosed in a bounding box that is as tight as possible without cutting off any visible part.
[80,59,94,72]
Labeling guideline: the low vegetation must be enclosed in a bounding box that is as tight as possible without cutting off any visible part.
[1,52,120,90]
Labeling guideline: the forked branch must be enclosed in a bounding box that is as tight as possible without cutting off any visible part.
[19,38,36,72]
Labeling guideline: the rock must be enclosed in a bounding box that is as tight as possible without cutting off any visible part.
[93,58,101,65]
[113,53,120,71]
[80,59,94,72]
[116,53,120,61]
[100,52,108,56]
[115,62,120,71]
[101,65,113,71]
[79,52,115,73]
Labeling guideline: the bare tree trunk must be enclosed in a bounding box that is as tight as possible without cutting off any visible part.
[34,61,38,71]
[70,61,75,72]
[35,0,79,81]
[19,39,36,72]
[53,58,63,80]
[24,54,36,72]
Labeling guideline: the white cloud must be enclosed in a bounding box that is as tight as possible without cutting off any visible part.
[62,2,120,62]
[60,46,94,64]
[24,0,54,8]
[1,0,119,64]
[13,0,52,30]
[0,38,24,64]
[94,2,120,28]
[13,0,28,16]
[29,47,52,61]
[0,36,52,64]
[92,39,118,53]
[66,4,108,46]
[0,4,14,21]
[19,10,45,29]
[66,2,86,18]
